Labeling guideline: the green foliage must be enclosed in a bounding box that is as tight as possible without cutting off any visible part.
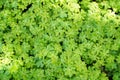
[0,0,120,80]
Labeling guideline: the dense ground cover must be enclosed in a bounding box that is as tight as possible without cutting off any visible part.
[0,0,120,80]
